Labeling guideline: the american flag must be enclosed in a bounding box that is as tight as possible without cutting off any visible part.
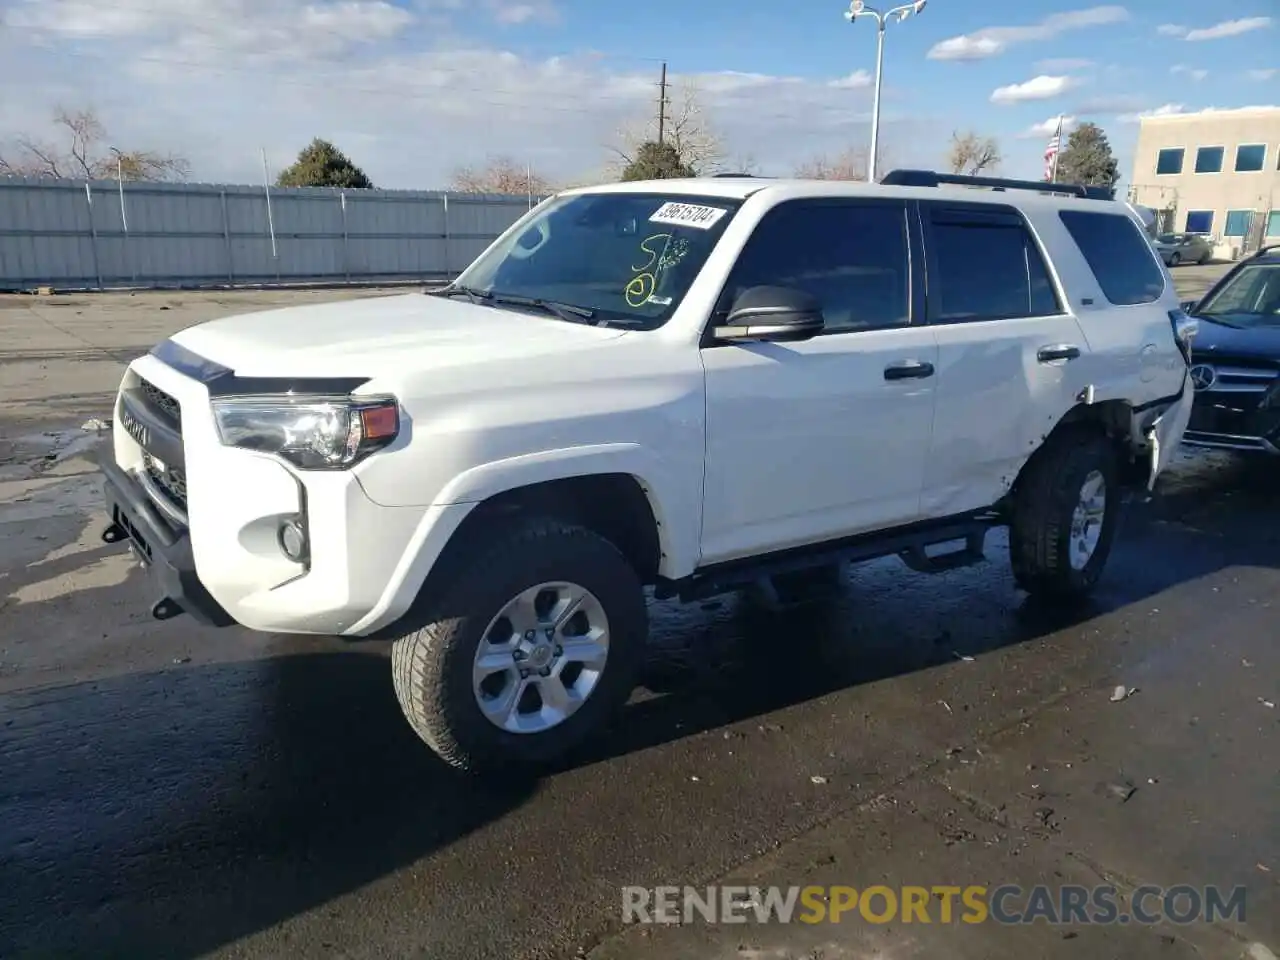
[1043,115,1064,181]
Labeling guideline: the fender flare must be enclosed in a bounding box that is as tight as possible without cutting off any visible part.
[347,443,699,637]
[433,442,699,577]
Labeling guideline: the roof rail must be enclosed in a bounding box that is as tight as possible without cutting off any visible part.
[1250,243,1280,258]
[880,168,1114,201]
[711,172,768,178]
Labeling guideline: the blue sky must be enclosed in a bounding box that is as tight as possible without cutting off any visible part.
[0,0,1276,188]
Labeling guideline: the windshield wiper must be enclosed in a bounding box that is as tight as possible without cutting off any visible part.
[427,283,492,305]
[487,293,597,324]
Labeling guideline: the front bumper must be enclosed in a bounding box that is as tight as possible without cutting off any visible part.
[99,453,235,627]
[1182,387,1280,455]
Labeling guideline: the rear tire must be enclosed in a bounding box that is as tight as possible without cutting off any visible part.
[1168,252,1181,267]
[390,517,647,774]
[1009,429,1120,601]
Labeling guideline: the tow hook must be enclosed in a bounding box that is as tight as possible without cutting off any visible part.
[102,522,127,544]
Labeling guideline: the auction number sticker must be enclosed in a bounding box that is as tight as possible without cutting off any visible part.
[649,202,728,229]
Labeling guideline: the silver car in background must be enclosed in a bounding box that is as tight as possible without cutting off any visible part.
[1154,232,1213,267]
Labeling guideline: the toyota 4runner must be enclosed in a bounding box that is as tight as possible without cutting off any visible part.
[99,169,1196,772]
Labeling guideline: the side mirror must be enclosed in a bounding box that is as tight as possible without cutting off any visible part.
[713,285,824,343]
[1180,299,1199,314]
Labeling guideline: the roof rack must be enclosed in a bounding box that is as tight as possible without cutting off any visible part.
[880,168,1114,201]
[711,172,768,178]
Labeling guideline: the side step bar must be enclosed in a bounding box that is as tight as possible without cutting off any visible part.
[898,530,987,574]
[659,514,999,602]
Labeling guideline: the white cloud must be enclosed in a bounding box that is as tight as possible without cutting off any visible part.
[1156,24,1187,37]
[828,70,872,89]
[1117,103,1279,123]
[0,3,945,188]
[927,6,1129,61]
[486,0,559,26]
[990,75,1079,105]
[1170,65,1209,81]
[5,0,417,61]
[1248,68,1277,81]
[1116,103,1186,123]
[1019,116,1079,139]
[1184,17,1272,41]
[1037,58,1095,71]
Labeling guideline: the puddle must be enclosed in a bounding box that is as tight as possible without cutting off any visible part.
[0,424,109,522]
[0,424,108,480]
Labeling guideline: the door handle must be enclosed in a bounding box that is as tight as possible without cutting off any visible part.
[1037,344,1081,363]
[884,359,935,381]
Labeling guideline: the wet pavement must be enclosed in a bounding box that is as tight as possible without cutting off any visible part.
[2,269,1277,960]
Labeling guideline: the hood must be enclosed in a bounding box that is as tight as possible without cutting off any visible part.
[1190,315,1280,364]
[169,292,628,378]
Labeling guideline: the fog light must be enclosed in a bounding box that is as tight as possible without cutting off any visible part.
[278,518,308,563]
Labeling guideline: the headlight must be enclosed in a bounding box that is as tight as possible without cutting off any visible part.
[211,395,399,469]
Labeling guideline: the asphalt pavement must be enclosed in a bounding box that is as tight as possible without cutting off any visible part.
[1,264,1276,960]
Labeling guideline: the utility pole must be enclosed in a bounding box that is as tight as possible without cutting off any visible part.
[657,61,668,143]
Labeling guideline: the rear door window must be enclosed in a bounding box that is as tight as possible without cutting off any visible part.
[1059,209,1165,306]
[923,203,1063,322]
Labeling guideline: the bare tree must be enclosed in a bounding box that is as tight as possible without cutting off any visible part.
[449,155,556,195]
[606,79,724,177]
[723,152,762,176]
[793,147,870,181]
[0,107,190,181]
[947,130,1001,176]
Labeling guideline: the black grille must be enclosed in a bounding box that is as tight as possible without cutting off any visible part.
[144,454,188,511]
[139,378,181,426]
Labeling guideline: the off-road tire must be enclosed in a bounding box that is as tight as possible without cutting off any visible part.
[1009,428,1119,601]
[390,517,647,774]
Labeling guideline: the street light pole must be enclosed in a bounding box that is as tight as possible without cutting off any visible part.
[869,18,886,185]
[845,0,927,183]
[109,146,128,232]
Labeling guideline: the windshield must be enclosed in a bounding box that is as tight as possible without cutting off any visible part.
[1156,233,1185,244]
[1196,263,1280,327]
[451,192,741,329]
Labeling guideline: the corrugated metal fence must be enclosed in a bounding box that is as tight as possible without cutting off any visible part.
[0,178,545,291]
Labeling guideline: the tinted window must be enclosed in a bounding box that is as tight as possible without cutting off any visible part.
[722,201,909,332]
[1235,144,1266,172]
[927,207,1062,322]
[1194,146,1224,173]
[1197,264,1280,326]
[1185,210,1213,233]
[1059,210,1165,305]
[1156,148,1184,175]
[1224,210,1253,237]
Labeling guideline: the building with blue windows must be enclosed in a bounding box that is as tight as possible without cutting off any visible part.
[1129,106,1279,257]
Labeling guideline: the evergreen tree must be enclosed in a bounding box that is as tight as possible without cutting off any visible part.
[276,139,373,189]
[621,141,696,181]
[1054,122,1119,189]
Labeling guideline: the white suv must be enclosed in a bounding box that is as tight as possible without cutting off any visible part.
[99,170,1196,772]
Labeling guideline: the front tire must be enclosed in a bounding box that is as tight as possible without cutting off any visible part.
[1009,429,1120,601]
[390,518,647,774]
